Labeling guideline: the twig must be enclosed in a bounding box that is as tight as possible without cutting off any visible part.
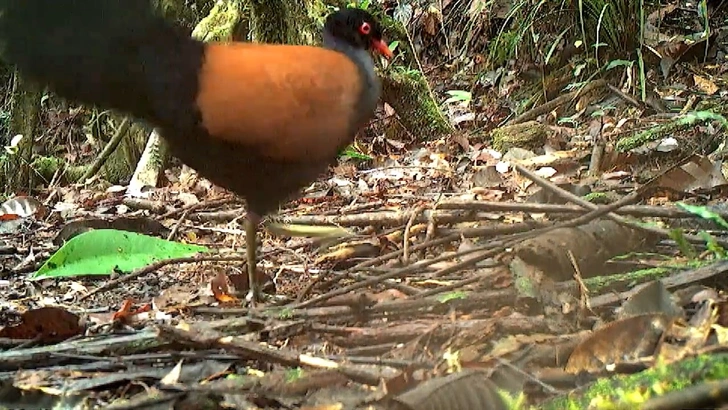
[79,254,246,301]
[166,210,189,241]
[81,117,131,183]
[509,79,607,125]
[160,197,238,219]
[358,165,452,175]
[514,163,728,247]
[436,200,725,219]
[318,200,385,216]
[495,357,560,395]
[272,209,512,228]
[193,208,245,222]
[402,205,425,264]
[569,250,593,313]
[352,222,540,270]
[606,83,643,109]
[589,118,605,176]
[412,191,668,299]
[289,234,525,310]
[122,198,170,214]
[156,324,382,386]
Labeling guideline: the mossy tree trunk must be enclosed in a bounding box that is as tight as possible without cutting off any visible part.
[381,68,453,140]
[99,114,150,184]
[376,16,453,141]
[156,0,215,29]
[247,0,315,45]
[5,70,43,193]
[191,0,245,42]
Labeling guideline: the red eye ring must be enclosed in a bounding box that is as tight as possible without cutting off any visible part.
[359,22,371,35]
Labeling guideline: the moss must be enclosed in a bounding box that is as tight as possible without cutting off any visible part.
[580,260,708,294]
[248,0,314,45]
[544,354,728,409]
[583,192,609,203]
[6,71,43,192]
[31,156,63,181]
[101,153,131,184]
[306,1,337,45]
[615,124,672,153]
[64,164,87,183]
[190,0,242,42]
[490,121,548,152]
[381,67,452,141]
[378,10,409,50]
[616,112,726,153]
[29,155,88,184]
[154,0,211,29]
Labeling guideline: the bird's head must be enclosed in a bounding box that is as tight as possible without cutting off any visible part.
[324,8,393,59]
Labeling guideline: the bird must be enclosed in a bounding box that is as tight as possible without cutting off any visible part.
[0,0,393,303]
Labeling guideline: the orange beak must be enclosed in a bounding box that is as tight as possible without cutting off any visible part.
[371,39,393,59]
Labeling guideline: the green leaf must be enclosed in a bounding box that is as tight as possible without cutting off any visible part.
[339,145,372,161]
[347,0,370,9]
[437,291,467,303]
[606,59,634,70]
[678,111,728,127]
[286,367,305,382]
[544,28,569,66]
[676,202,728,229]
[444,90,472,104]
[668,228,697,259]
[30,229,209,280]
[699,231,726,258]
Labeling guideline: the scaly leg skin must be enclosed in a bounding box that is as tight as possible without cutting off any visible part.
[245,212,261,305]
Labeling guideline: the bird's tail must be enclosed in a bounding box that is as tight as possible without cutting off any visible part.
[0,0,204,128]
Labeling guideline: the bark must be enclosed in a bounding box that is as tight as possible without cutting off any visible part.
[377,14,453,141]
[247,0,315,45]
[191,0,243,42]
[381,68,453,141]
[5,70,42,192]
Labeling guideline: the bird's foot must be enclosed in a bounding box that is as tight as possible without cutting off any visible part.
[246,288,273,307]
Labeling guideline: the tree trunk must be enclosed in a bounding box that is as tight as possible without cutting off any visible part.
[381,68,453,141]
[377,15,453,141]
[247,0,314,45]
[5,70,42,193]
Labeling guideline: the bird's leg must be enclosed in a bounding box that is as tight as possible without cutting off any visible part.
[245,211,261,304]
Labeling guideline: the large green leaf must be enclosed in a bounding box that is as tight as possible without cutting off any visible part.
[30,229,209,280]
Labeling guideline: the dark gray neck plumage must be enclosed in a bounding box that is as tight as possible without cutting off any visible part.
[323,31,381,132]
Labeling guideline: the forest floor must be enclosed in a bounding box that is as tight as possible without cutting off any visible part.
[3,2,728,410]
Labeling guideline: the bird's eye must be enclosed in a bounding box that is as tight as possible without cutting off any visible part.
[359,22,371,35]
